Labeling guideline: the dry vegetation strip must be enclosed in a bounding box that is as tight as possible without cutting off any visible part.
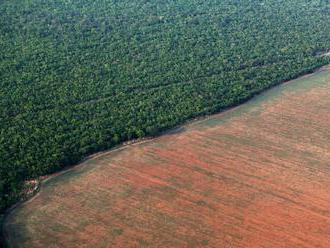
[4,68,330,247]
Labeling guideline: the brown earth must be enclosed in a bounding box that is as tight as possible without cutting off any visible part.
[3,68,330,247]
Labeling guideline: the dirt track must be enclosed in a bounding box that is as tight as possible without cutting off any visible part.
[3,68,330,247]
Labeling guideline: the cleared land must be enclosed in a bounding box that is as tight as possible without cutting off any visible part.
[4,68,330,247]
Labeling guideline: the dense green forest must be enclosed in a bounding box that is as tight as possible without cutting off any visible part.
[0,0,329,212]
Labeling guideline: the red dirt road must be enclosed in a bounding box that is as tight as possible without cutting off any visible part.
[4,69,330,247]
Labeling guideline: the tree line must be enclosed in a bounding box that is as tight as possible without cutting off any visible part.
[0,0,329,212]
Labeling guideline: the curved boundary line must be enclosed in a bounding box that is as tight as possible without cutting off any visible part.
[1,63,330,247]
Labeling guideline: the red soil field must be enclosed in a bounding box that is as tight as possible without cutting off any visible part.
[3,68,330,247]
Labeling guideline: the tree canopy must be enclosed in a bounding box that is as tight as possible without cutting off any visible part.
[0,0,329,211]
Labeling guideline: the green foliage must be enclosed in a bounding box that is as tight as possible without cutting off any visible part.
[0,0,329,212]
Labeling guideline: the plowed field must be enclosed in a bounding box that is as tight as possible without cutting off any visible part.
[3,68,330,247]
